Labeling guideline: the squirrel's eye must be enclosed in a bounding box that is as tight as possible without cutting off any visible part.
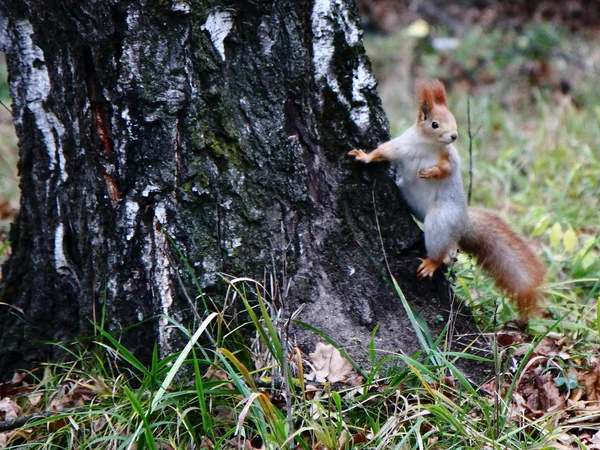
[432,122,439,129]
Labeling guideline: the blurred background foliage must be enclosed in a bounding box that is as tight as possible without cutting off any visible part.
[0,52,18,259]
[357,0,600,326]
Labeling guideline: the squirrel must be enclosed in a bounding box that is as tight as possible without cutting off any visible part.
[348,80,546,321]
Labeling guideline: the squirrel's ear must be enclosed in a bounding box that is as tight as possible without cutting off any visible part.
[431,80,447,106]
[416,80,434,121]
[420,100,429,120]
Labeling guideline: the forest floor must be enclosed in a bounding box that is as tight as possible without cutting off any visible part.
[0,7,600,450]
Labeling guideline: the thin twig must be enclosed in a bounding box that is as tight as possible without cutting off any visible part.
[371,180,392,276]
[445,259,458,354]
[0,100,11,115]
[165,251,202,323]
[466,98,481,206]
[467,98,473,205]
[493,299,500,442]
[283,316,294,450]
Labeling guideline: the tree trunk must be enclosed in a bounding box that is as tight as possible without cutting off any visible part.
[0,0,481,376]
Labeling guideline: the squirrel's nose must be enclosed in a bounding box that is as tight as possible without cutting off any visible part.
[450,132,458,141]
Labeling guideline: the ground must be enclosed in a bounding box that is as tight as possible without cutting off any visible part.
[0,5,600,449]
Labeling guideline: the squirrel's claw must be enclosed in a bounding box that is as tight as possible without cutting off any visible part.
[417,258,441,279]
[348,149,369,163]
[419,168,433,179]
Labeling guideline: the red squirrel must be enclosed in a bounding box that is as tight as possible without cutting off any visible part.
[349,80,546,321]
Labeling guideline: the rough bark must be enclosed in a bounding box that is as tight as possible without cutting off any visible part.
[0,0,483,377]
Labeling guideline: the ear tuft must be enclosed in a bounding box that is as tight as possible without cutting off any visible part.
[416,80,434,120]
[416,79,447,116]
[430,79,447,106]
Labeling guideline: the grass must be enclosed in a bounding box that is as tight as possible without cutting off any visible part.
[1,18,600,450]
[1,274,593,449]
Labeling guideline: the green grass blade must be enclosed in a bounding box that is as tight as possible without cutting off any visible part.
[124,312,218,450]
[596,296,600,337]
[192,348,214,440]
[92,324,151,378]
[255,288,284,364]
[151,312,218,412]
[123,385,157,450]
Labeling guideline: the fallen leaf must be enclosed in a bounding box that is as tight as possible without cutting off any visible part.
[199,437,214,449]
[350,431,368,445]
[578,362,600,403]
[538,372,564,412]
[0,398,20,421]
[496,331,525,347]
[337,429,347,450]
[534,337,558,358]
[307,343,354,384]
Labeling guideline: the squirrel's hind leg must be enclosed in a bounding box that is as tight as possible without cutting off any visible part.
[417,258,443,279]
[419,209,460,278]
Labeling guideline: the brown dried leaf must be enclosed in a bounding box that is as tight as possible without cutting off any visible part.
[496,331,525,347]
[0,398,20,421]
[337,429,347,450]
[524,380,541,412]
[578,362,600,403]
[534,337,558,358]
[49,392,76,411]
[346,371,364,388]
[204,367,233,390]
[538,372,564,412]
[213,405,234,421]
[591,430,600,447]
[350,432,368,446]
[71,385,96,403]
[9,372,27,385]
[92,416,107,433]
[28,391,43,408]
[307,343,354,384]
[512,344,531,358]
[0,372,33,399]
[481,377,511,397]
[200,437,214,449]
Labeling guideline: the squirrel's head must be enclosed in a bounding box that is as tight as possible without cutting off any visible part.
[415,80,458,146]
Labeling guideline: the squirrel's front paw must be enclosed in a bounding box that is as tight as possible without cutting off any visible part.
[419,168,435,179]
[348,149,370,163]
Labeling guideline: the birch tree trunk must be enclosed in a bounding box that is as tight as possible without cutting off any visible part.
[0,0,480,376]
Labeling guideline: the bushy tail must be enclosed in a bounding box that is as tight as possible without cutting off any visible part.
[458,208,546,321]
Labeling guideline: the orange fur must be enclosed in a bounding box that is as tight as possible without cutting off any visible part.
[348,142,395,163]
[417,258,442,279]
[416,80,448,119]
[419,152,452,179]
[415,81,457,144]
[459,209,546,321]
[430,80,447,106]
[416,81,435,119]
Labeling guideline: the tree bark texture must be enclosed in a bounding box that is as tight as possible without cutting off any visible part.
[0,0,482,376]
